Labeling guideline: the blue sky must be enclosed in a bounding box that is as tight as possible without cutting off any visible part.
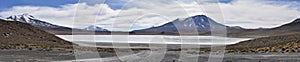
[0,0,299,31]
[0,0,299,12]
[2,0,299,11]
[0,0,236,10]
[0,0,127,10]
[0,0,77,11]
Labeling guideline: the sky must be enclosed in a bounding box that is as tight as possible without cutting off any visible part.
[0,0,300,31]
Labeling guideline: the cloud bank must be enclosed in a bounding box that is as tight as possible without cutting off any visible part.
[0,0,299,31]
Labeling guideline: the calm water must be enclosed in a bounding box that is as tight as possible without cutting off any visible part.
[56,35,251,45]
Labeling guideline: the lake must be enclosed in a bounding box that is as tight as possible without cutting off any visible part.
[56,35,251,45]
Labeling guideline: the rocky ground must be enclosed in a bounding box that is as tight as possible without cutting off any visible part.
[226,33,300,53]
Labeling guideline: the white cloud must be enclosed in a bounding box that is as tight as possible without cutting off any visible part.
[0,0,299,31]
[217,0,300,28]
[0,3,117,29]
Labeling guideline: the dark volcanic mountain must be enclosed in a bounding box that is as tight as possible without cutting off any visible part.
[0,19,72,49]
[132,15,240,35]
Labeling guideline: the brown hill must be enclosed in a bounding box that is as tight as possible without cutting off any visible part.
[0,19,73,49]
[226,33,300,53]
[226,18,300,53]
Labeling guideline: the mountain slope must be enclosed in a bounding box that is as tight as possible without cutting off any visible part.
[226,32,300,53]
[217,18,300,52]
[0,19,72,49]
[132,15,236,35]
[227,18,300,38]
[271,18,300,32]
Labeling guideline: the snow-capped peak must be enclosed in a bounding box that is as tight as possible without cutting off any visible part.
[5,13,62,28]
[6,13,37,23]
[84,25,108,31]
[171,15,224,30]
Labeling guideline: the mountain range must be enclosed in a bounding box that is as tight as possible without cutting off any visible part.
[1,13,300,38]
[132,15,300,38]
[1,13,300,53]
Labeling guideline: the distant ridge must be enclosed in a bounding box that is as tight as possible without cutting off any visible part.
[271,18,300,32]
[291,18,300,23]
[227,18,300,38]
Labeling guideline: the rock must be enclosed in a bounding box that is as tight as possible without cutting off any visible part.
[3,33,12,38]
